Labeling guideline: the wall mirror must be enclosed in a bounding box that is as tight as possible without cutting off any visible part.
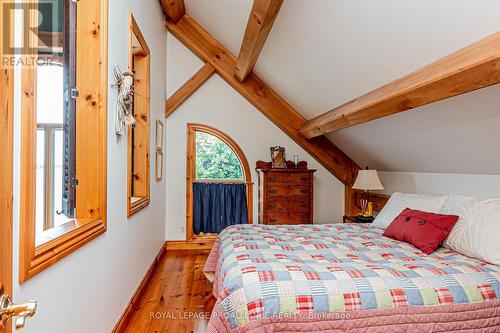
[127,13,151,216]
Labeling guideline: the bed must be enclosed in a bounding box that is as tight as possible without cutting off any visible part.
[204,223,500,332]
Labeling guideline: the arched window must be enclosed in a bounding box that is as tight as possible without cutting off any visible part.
[186,124,253,241]
[195,131,244,180]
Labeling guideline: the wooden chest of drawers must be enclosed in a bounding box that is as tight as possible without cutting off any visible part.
[256,161,316,225]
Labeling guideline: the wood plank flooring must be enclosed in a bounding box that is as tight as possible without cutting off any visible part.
[123,250,215,333]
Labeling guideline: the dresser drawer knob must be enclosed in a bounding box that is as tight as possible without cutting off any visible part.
[269,204,277,209]
[300,203,308,208]
[301,189,308,194]
[270,176,278,181]
[300,176,308,181]
[269,189,277,194]
[269,218,277,223]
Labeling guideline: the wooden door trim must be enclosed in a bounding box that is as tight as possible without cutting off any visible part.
[186,123,253,241]
[0,0,14,330]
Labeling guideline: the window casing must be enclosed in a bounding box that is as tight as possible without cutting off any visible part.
[186,124,253,240]
[127,13,150,217]
[19,0,108,282]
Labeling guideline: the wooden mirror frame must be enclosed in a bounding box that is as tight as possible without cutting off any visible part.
[186,123,253,241]
[127,13,151,217]
[19,0,108,282]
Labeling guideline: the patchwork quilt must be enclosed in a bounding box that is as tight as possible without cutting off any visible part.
[211,224,500,331]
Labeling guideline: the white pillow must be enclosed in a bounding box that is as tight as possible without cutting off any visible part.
[442,194,500,266]
[371,192,447,229]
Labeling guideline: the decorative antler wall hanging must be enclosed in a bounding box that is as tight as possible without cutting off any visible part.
[112,65,135,135]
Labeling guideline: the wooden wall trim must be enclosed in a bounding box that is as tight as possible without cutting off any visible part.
[300,32,500,138]
[235,0,284,82]
[112,243,166,333]
[167,15,360,186]
[165,240,215,251]
[165,63,216,117]
[0,0,14,329]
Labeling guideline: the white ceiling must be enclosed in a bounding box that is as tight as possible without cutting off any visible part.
[184,0,500,174]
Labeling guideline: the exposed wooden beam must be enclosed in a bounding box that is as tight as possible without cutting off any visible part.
[300,32,500,138]
[165,63,216,117]
[160,0,185,23]
[166,15,360,186]
[235,0,283,82]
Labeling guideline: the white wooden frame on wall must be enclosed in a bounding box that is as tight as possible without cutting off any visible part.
[155,119,164,181]
[156,119,164,151]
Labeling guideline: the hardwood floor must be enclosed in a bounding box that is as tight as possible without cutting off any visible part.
[123,250,215,333]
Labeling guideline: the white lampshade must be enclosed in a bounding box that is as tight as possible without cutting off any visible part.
[352,169,384,191]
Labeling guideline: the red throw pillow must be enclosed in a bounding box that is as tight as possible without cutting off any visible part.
[383,208,459,254]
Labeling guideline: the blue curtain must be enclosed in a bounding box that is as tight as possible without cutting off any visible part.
[193,182,248,234]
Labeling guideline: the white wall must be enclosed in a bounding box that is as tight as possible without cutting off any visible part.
[165,34,345,240]
[378,172,500,199]
[11,1,167,332]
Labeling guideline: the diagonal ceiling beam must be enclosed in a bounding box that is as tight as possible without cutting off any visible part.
[166,15,360,186]
[300,31,500,138]
[160,0,185,23]
[235,0,284,82]
[165,62,216,117]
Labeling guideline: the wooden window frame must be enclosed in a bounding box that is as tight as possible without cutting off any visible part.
[127,13,151,217]
[186,124,253,241]
[19,0,108,282]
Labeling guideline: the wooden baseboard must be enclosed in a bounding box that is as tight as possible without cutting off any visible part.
[165,238,215,251]
[112,242,166,333]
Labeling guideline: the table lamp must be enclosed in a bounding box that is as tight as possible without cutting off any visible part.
[352,167,384,218]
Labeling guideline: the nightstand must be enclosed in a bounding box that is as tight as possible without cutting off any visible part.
[343,215,374,224]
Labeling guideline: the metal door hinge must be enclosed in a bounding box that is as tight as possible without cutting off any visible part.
[71,178,79,187]
[70,88,79,99]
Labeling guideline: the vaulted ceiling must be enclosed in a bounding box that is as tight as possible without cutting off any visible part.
[180,0,500,174]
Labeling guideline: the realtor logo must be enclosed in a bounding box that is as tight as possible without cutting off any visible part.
[2,1,59,66]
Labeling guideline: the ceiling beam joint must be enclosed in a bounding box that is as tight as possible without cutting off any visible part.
[165,63,216,118]
[235,0,283,82]
[160,0,185,23]
[166,15,360,186]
